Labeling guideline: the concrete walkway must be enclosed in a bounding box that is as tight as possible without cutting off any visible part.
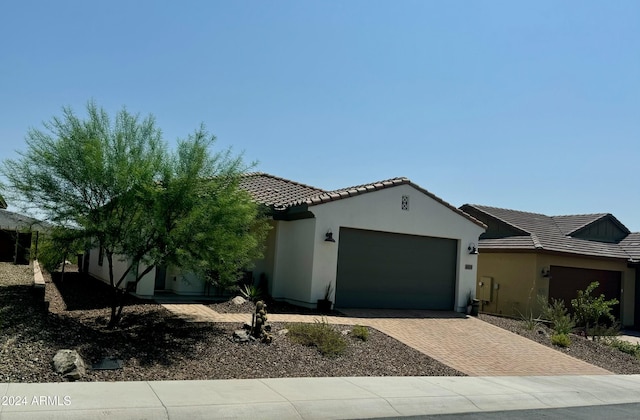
[161,304,611,376]
[1,375,640,419]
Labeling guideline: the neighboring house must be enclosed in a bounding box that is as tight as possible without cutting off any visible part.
[460,204,640,327]
[0,207,49,264]
[621,233,640,327]
[88,173,486,312]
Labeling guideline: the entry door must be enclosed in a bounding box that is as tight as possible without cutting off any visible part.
[155,266,167,290]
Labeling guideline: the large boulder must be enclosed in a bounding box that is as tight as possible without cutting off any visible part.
[53,350,86,380]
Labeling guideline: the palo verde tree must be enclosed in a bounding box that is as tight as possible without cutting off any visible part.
[2,102,269,328]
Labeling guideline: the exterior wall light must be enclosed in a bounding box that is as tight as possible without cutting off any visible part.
[324,230,335,242]
[541,267,550,277]
[468,243,478,255]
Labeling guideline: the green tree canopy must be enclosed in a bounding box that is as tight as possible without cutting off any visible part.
[2,102,269,327]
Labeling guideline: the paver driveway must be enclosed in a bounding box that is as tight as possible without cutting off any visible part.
[161,304,611,377]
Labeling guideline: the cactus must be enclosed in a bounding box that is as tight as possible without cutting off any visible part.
[251,300,273,344]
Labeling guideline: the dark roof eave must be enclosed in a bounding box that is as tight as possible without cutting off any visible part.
[479,246,631,262]
[272,204,314,221]
[461,204,529,235]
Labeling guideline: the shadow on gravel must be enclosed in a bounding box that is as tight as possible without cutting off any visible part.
[1,274,229,382]
[43,309,228,368]
[51,272,150,310]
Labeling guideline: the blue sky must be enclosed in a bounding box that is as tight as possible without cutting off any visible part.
[1,1,638,229]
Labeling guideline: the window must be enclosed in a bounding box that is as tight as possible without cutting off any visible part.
[98,246,104,266]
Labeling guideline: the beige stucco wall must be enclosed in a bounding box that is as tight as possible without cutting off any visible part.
[251,220,277,294]
[476,253,539,316]
[270,217,316,305]
[87,248,156,297]
[88,249,133,288]
[477,251,634,326]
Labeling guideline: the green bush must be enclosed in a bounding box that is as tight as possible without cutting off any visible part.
[286,318,347,357]
[551,333,571,348]
[571,281,619,340]
[605,338,640,358]
[351,325,369,341]
[37,229,85,273]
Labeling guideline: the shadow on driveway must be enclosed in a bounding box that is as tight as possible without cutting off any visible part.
[338,308,468,319]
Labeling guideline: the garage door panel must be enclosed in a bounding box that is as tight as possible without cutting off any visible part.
[549,266,621,320]
[335,228,457,310]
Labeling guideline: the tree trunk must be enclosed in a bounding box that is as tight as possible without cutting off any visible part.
[108,288,126,329]
[107,260,154,329]
[106,252,120,329]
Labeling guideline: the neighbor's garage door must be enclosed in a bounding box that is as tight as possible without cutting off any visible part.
[335,228,457,309]
[549,266,621,319]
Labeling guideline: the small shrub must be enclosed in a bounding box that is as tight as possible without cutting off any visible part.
[605,338,640,358]
[518,310,540,331]
[551,333,571,348]
[351,325,369,341]
[239,284,262,302]
[286,318,347,357]
[539,298,574,335]
[590,322,620,341]
[571,281,619,340]
[552,315,574,335]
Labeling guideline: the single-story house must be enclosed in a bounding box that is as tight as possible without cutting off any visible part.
[460,204,640,327]
[88,173,486,312]
[0,202,48,264]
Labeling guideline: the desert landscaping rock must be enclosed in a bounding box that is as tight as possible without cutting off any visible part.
[0,262,463,382]
[231,296,246,305]
[232,330,253,343]
[53,349,86,380]
[3,261,640,383]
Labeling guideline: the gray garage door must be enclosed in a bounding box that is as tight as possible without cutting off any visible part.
[335,227,457,309]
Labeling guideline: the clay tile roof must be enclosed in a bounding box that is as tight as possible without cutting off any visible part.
[462,204,634,260]
[240,173,486,228]
[239,173,326,209]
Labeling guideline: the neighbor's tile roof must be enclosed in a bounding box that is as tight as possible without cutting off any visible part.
[462,204,633,260]
[241,173,486,228]
[620,232,640,261]
[552,214,609,235]
[0,209,48,231]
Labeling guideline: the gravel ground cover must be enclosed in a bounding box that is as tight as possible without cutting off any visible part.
[479,313,640,374]
[0,263,461,382]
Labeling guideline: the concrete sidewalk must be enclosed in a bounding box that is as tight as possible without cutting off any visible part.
[2,375,640,419]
